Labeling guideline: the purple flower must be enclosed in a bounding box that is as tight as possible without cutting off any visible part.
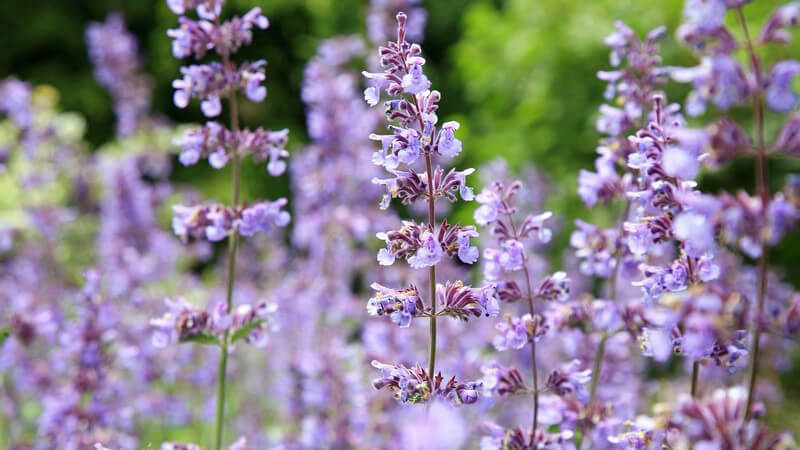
[149,297,208,347]
[760,2,800,44]
[0,78,33,128]
[474,188,502,226]
[578,153,622,206]
[377,245,396,266]
[682,0,726,34]
[570,220,618,277]
[86,14,151,136]
[407,231,443,268]
[766,60,800,113]
[493,314,545,351]
[537,271,571,302]
[662,145,699,180]
[500,239,525,272]
[396,129,421,164]
[238,199,291,236]
[367,283,424,328]
[244,70,267,102]
[696,254,720,282]
[363,86,379,106]
[457,230,479,264]
[776,114,800,156]
[624,220,653,256]
[208,147,229,169]
[493,317,529,351]
[438,281,500,320]
[640,327,674,362]
[596,104,631,136]
[673,211,716,258]
[437,121,462,157]
[546,359,592,403]
[481,362,527,397]
[401,57,430,94]
[672,56,749,116]
[205,207,229,241]
[708,118,751,165]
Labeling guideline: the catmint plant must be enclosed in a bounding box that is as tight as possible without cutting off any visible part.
[153,1,289,448]
[86,14,152,137]
[669,0,800,420]
[362,12,497,405]
[570,22,674,449]
[473,178,568,439]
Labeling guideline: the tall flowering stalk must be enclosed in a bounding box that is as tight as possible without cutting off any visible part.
[86,13,152,137]
[570,22,672,448]
[363,12,497,405]
[154,1,289,448]
[473,180,563,437]
[669,0,800,420]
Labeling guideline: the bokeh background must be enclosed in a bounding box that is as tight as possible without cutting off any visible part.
[5,0,799,285]
[2,0,800,443]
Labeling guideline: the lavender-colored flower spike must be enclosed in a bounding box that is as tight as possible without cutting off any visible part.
[362,12,491,406]
[86,14,152,136]
[157,2,289,449]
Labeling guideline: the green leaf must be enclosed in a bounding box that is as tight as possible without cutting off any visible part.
[230,319,265,344]
[180,333,221,347]
[0,328,10,347]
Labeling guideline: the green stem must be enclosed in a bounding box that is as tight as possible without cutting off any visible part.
[505,211,540,433]
[424,153,438,380]
[214,72,241,450]
[587,333,607,407]
[736,7,769,420]
[690,361,700,398]
[401,43,438,383]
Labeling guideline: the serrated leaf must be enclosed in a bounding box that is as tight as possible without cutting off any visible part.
[230,319,265,344]
[180,333,221,347]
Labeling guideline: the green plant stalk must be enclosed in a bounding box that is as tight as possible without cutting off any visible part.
[407,77,437,382]
[214,78,241,450]
[506,212,540,433]
[736,7,769,420]
[691,361,700,398]
[424,152,438,380]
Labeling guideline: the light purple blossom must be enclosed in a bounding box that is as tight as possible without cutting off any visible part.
[766,60,800,112]
[407,231,443,269]
[401,57,430,94]
[437,121,462,157]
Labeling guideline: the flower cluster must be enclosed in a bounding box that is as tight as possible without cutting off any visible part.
[472,173,580,442]
[166,3,288,175]
[561,2,800,447]
[481,423,575,450]
[370,360,481,405]
[362,12,490,406]
[149,297,278,348]
[86,14,152,136]
[154,2,290,449]
[171,199,290,242]
[665,387,796,449]
[375,219,478,268]
[176,124,289,175]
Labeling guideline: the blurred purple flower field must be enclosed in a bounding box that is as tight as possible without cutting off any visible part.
[1,0,800,449]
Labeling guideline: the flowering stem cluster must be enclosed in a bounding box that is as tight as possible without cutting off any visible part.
[159,1,289,448]
[474,179,560,436]
[363,12,496,406]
